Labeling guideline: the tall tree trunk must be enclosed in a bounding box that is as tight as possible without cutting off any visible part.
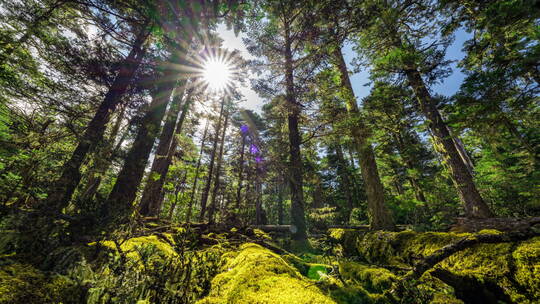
[138,79,189,216]
[147,86,196,216]
[185,120,210,223]
[166,170,188,220]
[333,47,395,230]
[335,143,355,219]
[284,21,307,241]
[404,67,493,218]
[277,182,284,225]
[104,67,178,224]
[199,99,225,222]
[235,133,247,208]
[79,104,126,202]
[255,174,265,225]
[208,106,229,224]
[392,132,427,203]
[44,27,149,212]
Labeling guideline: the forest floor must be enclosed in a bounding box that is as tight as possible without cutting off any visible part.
[0,220,539,304]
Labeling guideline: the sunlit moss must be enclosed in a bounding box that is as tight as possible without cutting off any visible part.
[92,234,177,261]
[332,230,540,302]
[339,262,396,293]
[512,237,540,300]
[197,243,336,304]
[253,228,272,241]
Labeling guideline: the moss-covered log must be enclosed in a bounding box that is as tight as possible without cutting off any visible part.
[330,229,540,303]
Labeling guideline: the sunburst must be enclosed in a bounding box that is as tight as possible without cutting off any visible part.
[202,56,233,92]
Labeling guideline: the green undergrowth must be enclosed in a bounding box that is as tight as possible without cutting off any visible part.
[1,227,538,303]
[0,227,232,304]
[0,263,83,303]
[329,228,540,303]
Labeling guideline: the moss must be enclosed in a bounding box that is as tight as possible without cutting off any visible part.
[513,236,540,300]
[197,243,336,304]
[416,273,464,304]
[307,264,329,280]
[253,228,272,241]
[0,263,82,303]
[335,230,540,303]
[338,261,397,293]
[328,229,359,256]
[93,234,177,261]
[327,285,387,304]
[281,253,332,281]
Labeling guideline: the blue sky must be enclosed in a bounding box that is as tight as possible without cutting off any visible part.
[217,24,472,112]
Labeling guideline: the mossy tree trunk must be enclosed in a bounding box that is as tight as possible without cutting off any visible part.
[140,84,195,217]
[208,105,230,224]
[333,46,395,230]
[199,99,225,222]
[139,79,188,216]
[79,104,126,203]
[235,133,247,209]
[403,65,493,218]
[44,27,149,213]
[335,142,356,219]
[185,119,210,223]
[284,19,307,241]
[104,66,178,224]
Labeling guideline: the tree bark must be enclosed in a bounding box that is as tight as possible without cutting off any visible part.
[208,106,229,223]
[138,79,188,216]
[185,120,210,223]
[335,143,355,218]
[333,47,395,230]
[166,170,188,220]
[284,20,307,241]
[277,182,284,225]
[79,104,126,203]
[403,67,493,218]
[392,132,427,203]
[44,27,149,212]
[235,133,247,209]
[148,86,196,216]
[104,66,178,224]
[199,99,225,222]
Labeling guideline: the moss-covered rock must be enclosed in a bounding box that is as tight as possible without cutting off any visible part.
[197,243,336,304]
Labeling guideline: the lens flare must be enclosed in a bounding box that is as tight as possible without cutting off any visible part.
[202,57,232,92]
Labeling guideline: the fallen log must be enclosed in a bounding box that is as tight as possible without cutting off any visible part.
[408,229,540,280]
[327,224,411,231]
[450,217,540,232]
[386,229,540,302]
[250,225,297,234]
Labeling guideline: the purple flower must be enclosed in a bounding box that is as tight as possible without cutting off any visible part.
[255,156,263,163]
[240,125,249,134]
[250,144,259,154]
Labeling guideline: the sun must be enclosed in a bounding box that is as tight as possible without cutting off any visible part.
[202,57,232,92]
